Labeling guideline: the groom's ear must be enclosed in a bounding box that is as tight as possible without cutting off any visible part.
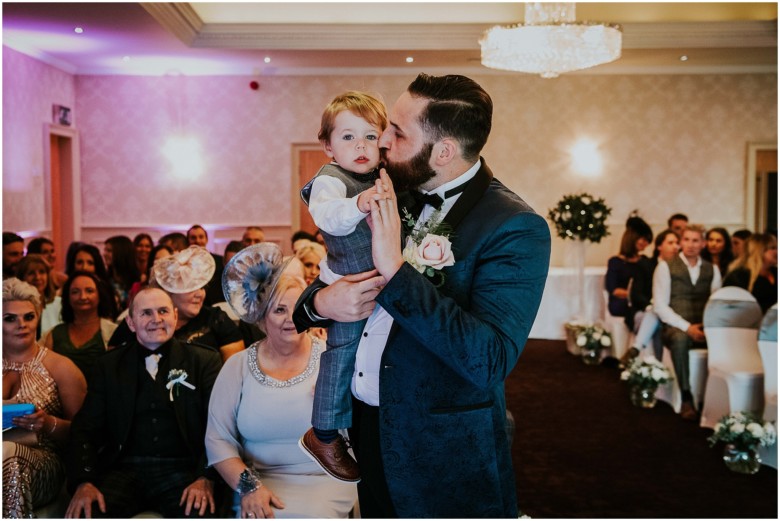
[432,138,458,166]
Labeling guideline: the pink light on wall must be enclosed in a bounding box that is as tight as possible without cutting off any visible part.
[162,135,205,180]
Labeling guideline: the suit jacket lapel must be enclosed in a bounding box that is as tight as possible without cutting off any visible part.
[117,344,139,443]
[442,158,492,231]
[168,341,192,449]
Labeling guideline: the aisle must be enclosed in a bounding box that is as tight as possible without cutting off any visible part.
[505,340,778,518]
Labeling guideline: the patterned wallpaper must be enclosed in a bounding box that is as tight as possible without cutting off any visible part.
[3,45,777,265]
[3,47,75,232]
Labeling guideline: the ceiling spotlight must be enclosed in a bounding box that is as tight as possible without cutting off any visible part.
[405,56,414,63]
[680,55,689,62]
[74,27,84,34]
[264,56,271,64]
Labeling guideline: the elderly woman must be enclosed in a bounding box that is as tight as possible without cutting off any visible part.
[14,254,62,336]
[42,271,117,381]
[109,246,243,361]
[3,278,87,518]
[206,243,357,519]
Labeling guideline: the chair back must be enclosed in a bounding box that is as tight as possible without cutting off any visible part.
[758,304,778,400]
[703,287,763,372]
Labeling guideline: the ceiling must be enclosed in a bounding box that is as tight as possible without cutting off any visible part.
[3,2,777,77]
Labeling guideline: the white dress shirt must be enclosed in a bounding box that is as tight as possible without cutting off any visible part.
[652,252,722,332]
[350,160,481,405]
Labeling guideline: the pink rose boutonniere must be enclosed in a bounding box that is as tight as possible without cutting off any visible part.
[402,208,455,286]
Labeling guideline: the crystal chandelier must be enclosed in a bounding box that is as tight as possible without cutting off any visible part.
[480,3,622,78]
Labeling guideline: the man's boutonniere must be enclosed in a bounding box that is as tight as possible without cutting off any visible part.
[401,207,455,287]
[166,369,196,401]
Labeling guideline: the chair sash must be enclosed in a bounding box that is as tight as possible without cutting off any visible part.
[703,299,762,329]
[759,306,777,342]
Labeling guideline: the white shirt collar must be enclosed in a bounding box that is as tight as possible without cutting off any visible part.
[423,159,481,198]
[679,251,702,268]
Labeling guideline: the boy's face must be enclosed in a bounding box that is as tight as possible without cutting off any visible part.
[323,110,381,174]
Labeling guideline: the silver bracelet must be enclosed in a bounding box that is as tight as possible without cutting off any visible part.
[236,468,262,497]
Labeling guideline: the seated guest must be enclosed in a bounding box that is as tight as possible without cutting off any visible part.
[104,235,141,311]
[128,244,173,302]
[110,246,243,361]
[731,229,752,259]
[290,230,317,254]
[701,227,734,276]
[65,243,110,283]
[3,232,25,280]
[223,240,244,265]
[133,233,154,283]
[207,244,357,518]
[187,225,225,305]
[653,224,721,420]
[606,213,652,317]
[241,227,265,247]
[724,233,778,313]
[3,278,87,518]
[42,271,117,381]
[15,254,62,337]
[295,241,327,286]
[621,229,680,366]
[26,237,68,289]
[64,287,221,518]
[667,213,688,238]
[158,232,188,253]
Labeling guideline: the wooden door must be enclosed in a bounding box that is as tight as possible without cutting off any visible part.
[294,147,329,236]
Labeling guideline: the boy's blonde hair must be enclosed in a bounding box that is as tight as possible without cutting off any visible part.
[318,91,388,143]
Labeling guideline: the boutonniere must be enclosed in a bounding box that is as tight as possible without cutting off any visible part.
[166,369,196,401]
[401,207,455,287]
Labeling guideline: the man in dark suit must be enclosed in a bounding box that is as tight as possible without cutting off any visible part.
[65,287,222,518]
[294,74,550,517]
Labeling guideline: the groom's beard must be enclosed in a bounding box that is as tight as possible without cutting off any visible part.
[381,142,436,192]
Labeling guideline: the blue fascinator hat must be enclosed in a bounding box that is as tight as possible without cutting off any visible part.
[222,243,291,325]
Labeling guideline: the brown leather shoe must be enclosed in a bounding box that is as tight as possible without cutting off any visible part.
[680,401,697,421]
[299,428,361,482]
[618,347,640,369]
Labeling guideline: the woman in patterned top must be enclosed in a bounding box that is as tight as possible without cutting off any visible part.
[2,278,87,518]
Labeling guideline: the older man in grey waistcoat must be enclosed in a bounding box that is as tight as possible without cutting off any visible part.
[653,224,721,420]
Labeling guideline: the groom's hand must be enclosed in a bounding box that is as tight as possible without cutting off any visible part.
[313,270,385,322]
[369,168,404,280]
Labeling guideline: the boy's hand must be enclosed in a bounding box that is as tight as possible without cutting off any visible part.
[357,183,391,213]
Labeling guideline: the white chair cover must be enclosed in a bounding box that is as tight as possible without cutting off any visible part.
[757,304,777,469]
[700,287,764,429]
[602,290,633,360]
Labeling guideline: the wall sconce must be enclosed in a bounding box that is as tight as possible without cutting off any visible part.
[162,135,204,180]
[570,138,603,177]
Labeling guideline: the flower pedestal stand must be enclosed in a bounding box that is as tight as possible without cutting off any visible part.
[722,444,762,474]
[629,385,657,408]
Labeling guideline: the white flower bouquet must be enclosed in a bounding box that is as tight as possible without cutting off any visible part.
[707,411,777,450]
[566,322,612,353]
[620,356,672,389]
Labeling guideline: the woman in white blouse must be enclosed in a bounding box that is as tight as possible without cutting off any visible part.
[206,244,357,519]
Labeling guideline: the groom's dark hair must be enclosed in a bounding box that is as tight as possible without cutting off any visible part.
[407,73,492,163]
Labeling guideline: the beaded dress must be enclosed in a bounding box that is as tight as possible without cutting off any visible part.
[3,347,64,518]
[206,336,357,518]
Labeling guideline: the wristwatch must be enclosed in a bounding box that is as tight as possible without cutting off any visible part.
[237,468,262,497]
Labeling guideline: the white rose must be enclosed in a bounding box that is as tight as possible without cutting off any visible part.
[593,330,602,340]
[576,334,587,347]
[651,367,666,381]
[730,423,745,434]
[713,422,724,433]
[747,423,765,438]
[600,335,611,347]
[410,234,455,272]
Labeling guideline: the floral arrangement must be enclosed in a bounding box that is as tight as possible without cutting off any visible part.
[401,207,454,287]
[707,411,777,450]
[547,193,612,243]
[620,356,672,389]
[567,322,612,352]
[166,369,196,401]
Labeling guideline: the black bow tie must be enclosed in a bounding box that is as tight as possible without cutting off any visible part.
[410,178,472,212]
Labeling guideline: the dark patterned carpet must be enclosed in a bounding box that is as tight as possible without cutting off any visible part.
[505,340,778,518]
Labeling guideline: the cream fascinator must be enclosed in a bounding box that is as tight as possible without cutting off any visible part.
[152,245,216,294]
[222,242,290,324]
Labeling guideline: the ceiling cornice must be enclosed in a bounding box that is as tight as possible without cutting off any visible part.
[144,3,776,52]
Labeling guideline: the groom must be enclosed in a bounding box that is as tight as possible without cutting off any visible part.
[294,73,550,517]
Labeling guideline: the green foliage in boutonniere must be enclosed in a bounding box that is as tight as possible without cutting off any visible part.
[401,207,455,287]
[166,369,196,401]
